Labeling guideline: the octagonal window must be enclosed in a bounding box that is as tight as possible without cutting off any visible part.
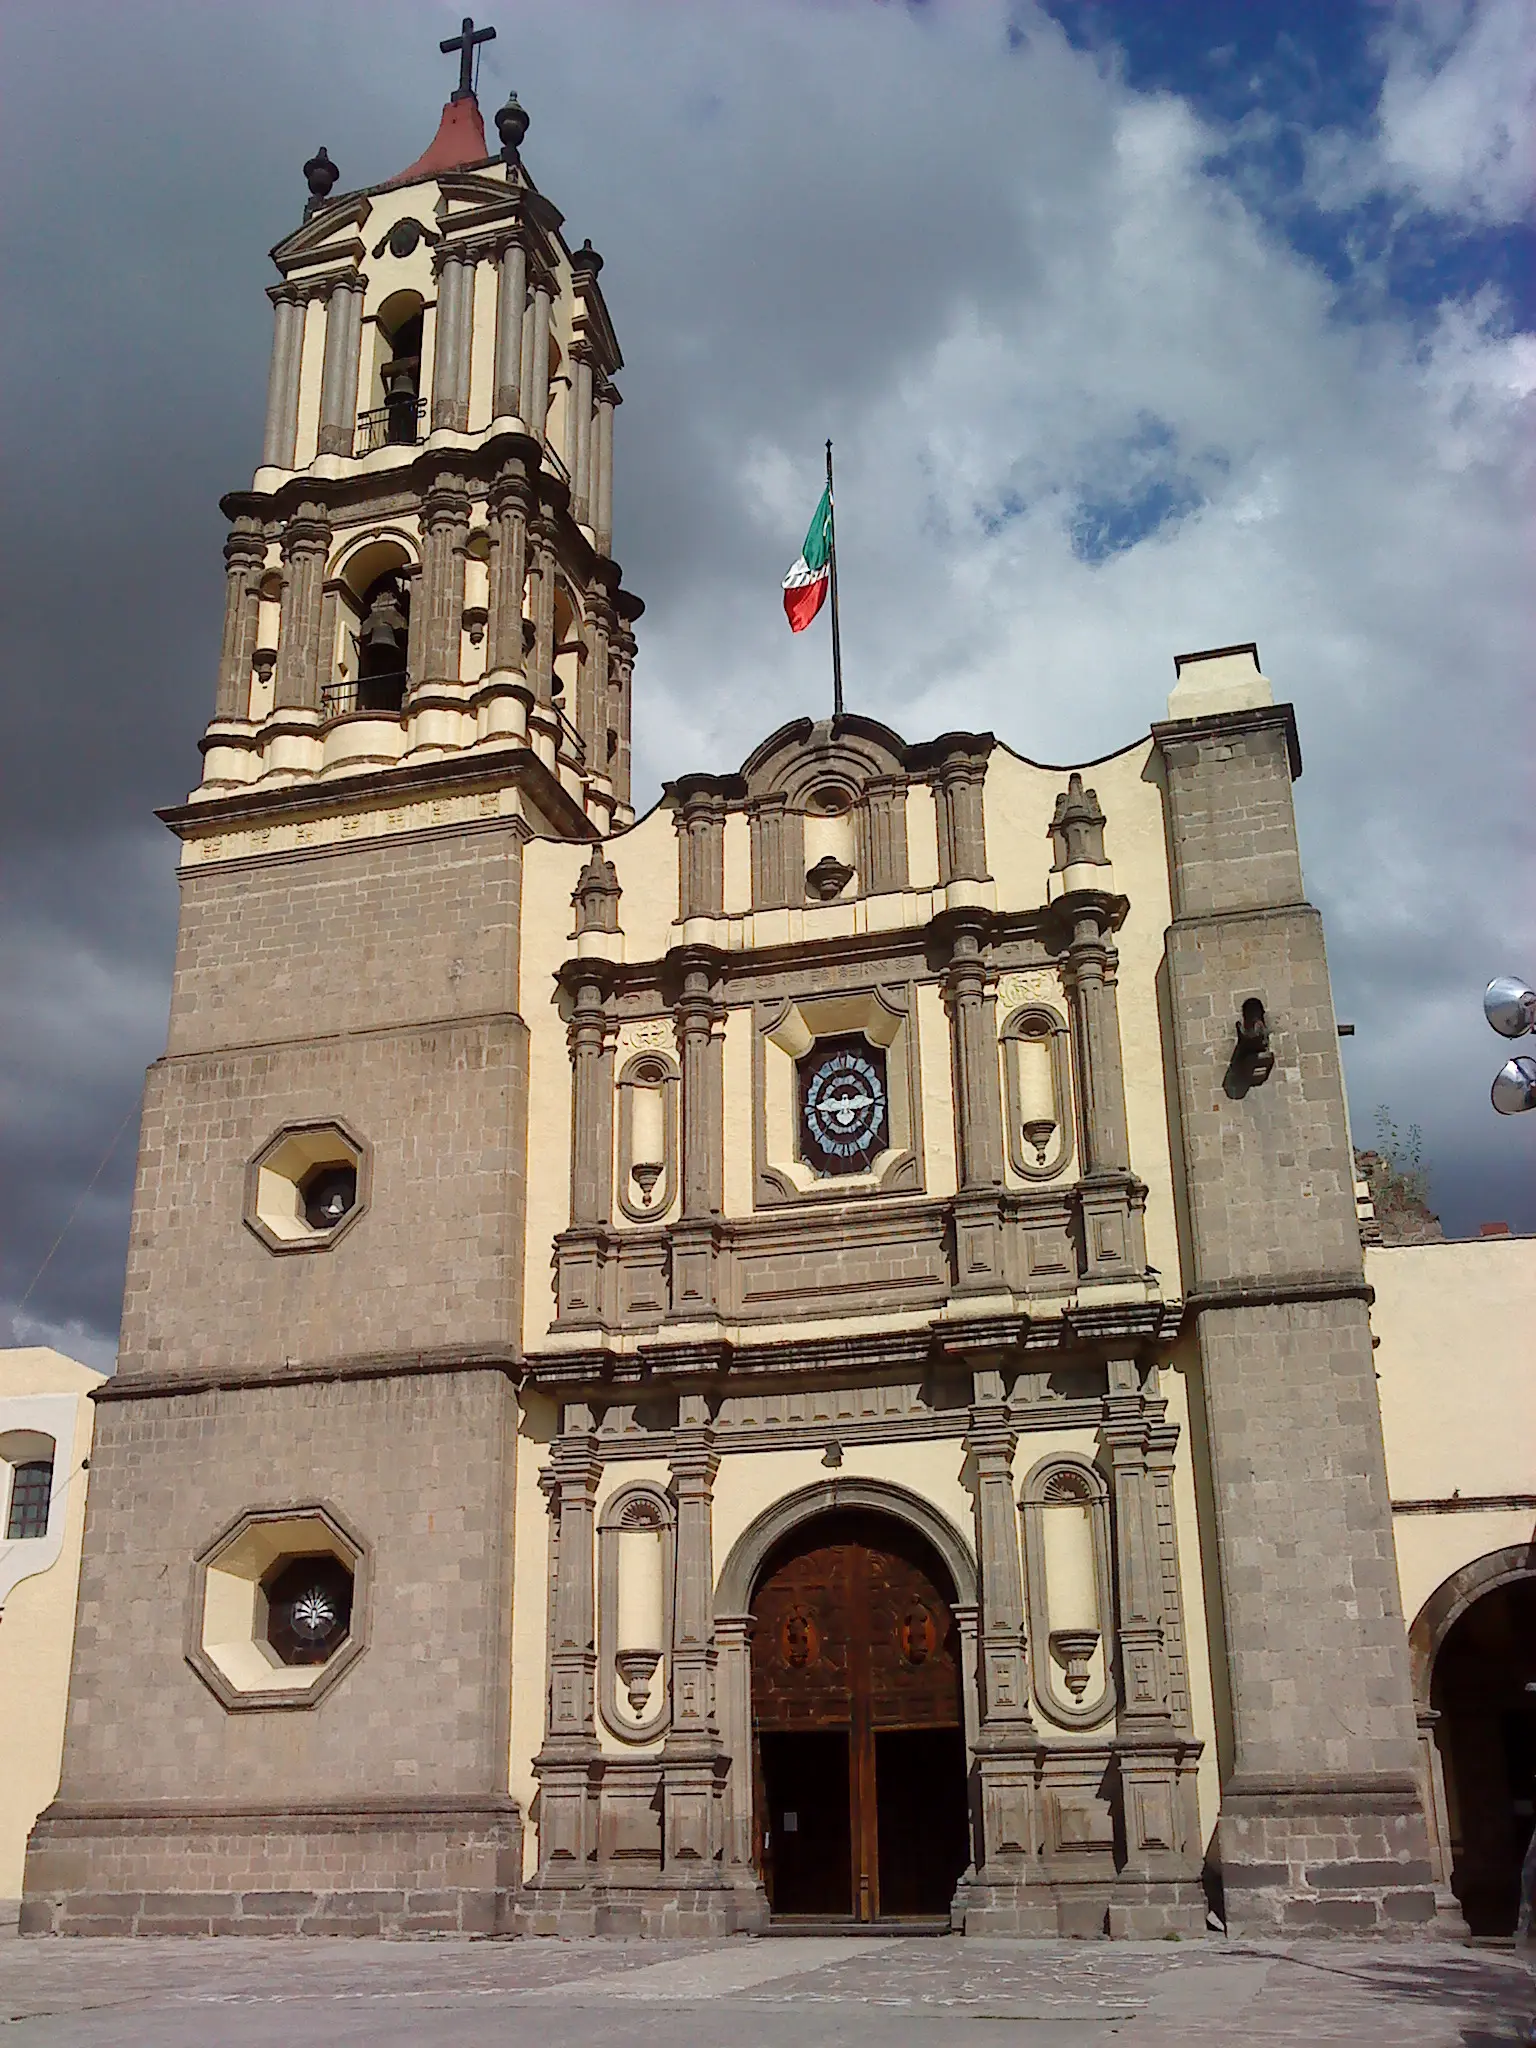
[189,1505,367,1710]
[245,1121,369,1254]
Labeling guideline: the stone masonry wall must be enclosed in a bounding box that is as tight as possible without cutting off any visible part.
[54,1370,518,1805]
[1157,709,1432,1933]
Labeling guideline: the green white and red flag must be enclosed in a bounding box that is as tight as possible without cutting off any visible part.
[782,484,833,633]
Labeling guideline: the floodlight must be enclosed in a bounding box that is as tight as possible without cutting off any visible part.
[1484,975,1536,1039]
[1490,1056,1536,1116]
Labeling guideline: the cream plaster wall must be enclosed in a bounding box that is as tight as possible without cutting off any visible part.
[722,1008,755,1219]
[905,783,941,892]
[1369,1235,1536,1638]
[468,258,497,434]
[916,981,959,1198]
[984,742,1182,1291]
[519,836,589,1352]
[0,1349,103,1899]
[293,295,328,470]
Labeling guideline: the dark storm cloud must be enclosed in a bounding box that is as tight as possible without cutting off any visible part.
[2,1,1531,1365]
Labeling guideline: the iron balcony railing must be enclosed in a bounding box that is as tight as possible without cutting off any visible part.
[322,674,408,720]
[354,396,426,456]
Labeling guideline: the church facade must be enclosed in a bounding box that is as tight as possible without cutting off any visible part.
[24,60,1442,1941]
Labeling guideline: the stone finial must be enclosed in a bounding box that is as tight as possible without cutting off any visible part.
[571,238,604,279]
[496,91,529,161]
[572,850,621,934]
[303,147,340,209]
[1049,773,1107,871]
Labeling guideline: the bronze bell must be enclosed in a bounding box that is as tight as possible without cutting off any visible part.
[360,588,406,656]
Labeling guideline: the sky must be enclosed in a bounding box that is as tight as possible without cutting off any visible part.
[2,0,1532,1369]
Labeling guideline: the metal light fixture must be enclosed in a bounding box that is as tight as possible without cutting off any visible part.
[1491,1057,1536,1117]
[1485,975,1536,1115]
[1485,976,1536,1039]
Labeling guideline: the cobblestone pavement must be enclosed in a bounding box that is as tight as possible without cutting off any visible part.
[0,1929,1531,2046]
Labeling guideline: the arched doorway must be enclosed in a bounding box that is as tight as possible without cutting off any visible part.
[1430,1573,1536,1935]
[749,1506,970,1923]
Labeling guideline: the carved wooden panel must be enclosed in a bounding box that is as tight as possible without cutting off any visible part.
[750,1510,962,1733]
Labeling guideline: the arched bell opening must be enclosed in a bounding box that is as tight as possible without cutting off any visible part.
[745,1504,972,1924]
[330,537,415,718]
[363,290,426,451]
[1419,1563,1536,1936]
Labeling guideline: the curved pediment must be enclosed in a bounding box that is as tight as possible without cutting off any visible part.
[739,715,912,805]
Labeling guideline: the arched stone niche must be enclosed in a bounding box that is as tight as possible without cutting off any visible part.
[597,1481,676,1744]
[1000,1005,1076,1183]
[738,716,913,909]
[1021,1455,1117,1730]
[615,1051,680,1223]
[713,1477,980,1876]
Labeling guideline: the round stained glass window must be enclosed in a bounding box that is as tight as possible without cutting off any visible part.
[797,1035,890,1176]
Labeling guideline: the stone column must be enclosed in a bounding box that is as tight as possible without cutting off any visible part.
[579,592,612,775]
[527,518,559,705]
[569,348,594,523]
[524,280,552,442]
[533,1406,602,1886]
[1063,916,1130,1176]
[660,1398,726,1885]
[962,1375,1048,1931]
[1099,1361,1173,1729]
[714,1613,755,1872]
[273,506,332,712]
[864,776,910,894]
[492,237,526,421]
[593,386,616,556]
[260,285,305,469]
[932,746,990,884]
[316,272,365,457]
[609,619,636,809]
[568,967,615,1228]
[485,463,531,677]
[214,519,266,720]
[944,917,1003,1193]
[675,783,727,922]
[416,481,470,686]
[1097,1359,1205,1930]
[670,948,726,1321]
[430,247,474,433]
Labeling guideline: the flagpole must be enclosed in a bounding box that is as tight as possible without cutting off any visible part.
[826,438,844,719]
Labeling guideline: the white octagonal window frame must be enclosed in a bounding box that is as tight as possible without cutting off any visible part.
[187,1502,368,1711]
[244,1119,370,1255]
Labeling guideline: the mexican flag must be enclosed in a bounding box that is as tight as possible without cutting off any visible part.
[782,484,833,632]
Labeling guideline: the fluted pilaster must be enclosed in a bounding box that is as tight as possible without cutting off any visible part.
[273,507,332,711]
[485,464,531,676]
[260,286,305,469]
[492,237,526,421]
[316,273,365,457]
[416,481,470,685]
[214,520,266,719]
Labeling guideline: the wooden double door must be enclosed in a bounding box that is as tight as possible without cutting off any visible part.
[750,1509,971,1922]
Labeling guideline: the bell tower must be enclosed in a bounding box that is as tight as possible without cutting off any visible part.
[202,31,639,826]
[23,37,639,1940]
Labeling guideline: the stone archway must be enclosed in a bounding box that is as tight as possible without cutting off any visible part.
[714,1480,979,1922]
[1410,1544,1536,1936]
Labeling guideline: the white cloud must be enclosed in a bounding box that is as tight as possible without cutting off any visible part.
[1311,0,1536,223]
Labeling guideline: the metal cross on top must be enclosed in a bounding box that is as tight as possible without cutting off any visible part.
[440,16,496,103]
